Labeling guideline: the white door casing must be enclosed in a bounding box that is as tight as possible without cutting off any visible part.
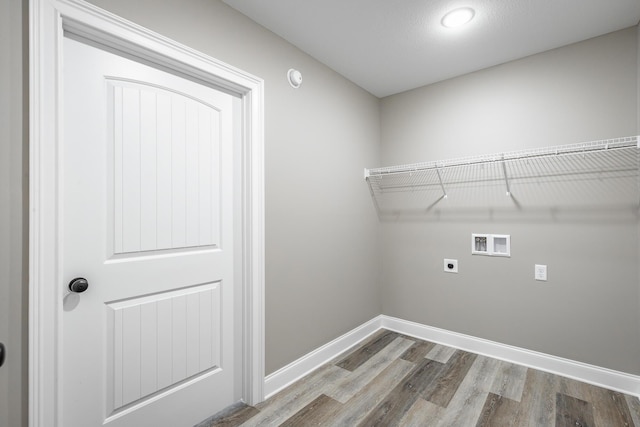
[29,1,265,426]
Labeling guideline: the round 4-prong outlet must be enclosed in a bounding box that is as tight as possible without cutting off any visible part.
[444,259,458,273]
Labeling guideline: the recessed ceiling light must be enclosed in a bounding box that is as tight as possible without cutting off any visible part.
[441,7,475,28]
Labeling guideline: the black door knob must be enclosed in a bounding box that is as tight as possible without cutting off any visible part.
[68,277,89,293]
[0,342,5,367]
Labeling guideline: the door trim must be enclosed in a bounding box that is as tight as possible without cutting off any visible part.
[29,1,265,425]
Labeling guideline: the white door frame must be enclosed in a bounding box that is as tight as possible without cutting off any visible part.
[29,1,265,426]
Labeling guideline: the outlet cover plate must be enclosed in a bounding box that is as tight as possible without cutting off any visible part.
[535,264,547,281]
[444,259,458,273]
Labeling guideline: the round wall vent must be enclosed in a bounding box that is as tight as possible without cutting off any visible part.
[287,68,302,88]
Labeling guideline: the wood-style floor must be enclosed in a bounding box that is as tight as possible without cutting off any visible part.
[196,329,640,427]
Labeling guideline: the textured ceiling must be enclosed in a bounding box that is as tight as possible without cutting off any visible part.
[222,0,640,98]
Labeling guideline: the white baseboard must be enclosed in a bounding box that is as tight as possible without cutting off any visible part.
[263,316,383,399]
[381,315,640,397]
[263,315,640,400]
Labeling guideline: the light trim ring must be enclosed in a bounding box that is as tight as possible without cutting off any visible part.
[441,7,475,28]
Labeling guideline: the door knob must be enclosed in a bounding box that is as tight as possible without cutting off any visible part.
[0,342,5,367]
[68,277,89,293]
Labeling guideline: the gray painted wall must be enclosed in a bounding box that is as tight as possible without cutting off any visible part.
[84,0,382,375]
[4,5,640,426]
[379,28,640,374]
[0,0,27,426]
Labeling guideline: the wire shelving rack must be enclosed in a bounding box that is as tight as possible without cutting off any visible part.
[365,136,639,218]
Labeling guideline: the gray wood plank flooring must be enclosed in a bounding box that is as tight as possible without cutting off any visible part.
[196,330,640,427]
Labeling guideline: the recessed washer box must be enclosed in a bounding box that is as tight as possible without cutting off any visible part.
[472,234,510,257]
[472,234,489,255]
[492,235,510,256]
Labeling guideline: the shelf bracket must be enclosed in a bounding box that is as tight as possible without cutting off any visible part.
[501,156,511,197]
[436,168,447,199]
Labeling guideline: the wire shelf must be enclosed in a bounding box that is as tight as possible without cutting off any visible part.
[365,136,640,218]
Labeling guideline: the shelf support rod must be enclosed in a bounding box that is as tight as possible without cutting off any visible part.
[436,168,447,199]
[501,156,511,197]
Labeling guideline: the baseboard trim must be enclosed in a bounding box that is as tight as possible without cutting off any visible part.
[380,315,640,397]
[263,316,383,399]
[263,315,640,400]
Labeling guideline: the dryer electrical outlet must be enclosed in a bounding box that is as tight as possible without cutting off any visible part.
[444,259,458,273]
[535,264,548,281]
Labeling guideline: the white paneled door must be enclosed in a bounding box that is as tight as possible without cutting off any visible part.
[62,35,237,427]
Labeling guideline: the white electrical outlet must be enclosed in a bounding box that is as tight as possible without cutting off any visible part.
[535,264,547,281]
[444,259,458,273]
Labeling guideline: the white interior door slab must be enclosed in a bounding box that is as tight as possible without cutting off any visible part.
[62,34,238,427]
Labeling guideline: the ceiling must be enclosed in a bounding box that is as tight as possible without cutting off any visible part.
[222,0,640,98]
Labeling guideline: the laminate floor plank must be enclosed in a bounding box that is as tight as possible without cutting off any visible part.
[625,395,640,427]
[589,387,635,427]
[559,376,636,426]
[335,330,400,372]
[556,393,595,427]
[435,355,502,427]
[325,336,414,403]
[195,402,260,427]
[397,397,444,426]
[422,350,478,408]
[322,358,415,427]
[243,364,348,427]
[278,394,342,427]
[556,375,591,402]
[510,368,558,427]
[426,344,457,363]
[475,392,520,427]
[198,329,640,427]
[254,364,343,411]
[356,357,446,427]
[489,360,528,402]
[400,340,436,363]
[331,328,387,362]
